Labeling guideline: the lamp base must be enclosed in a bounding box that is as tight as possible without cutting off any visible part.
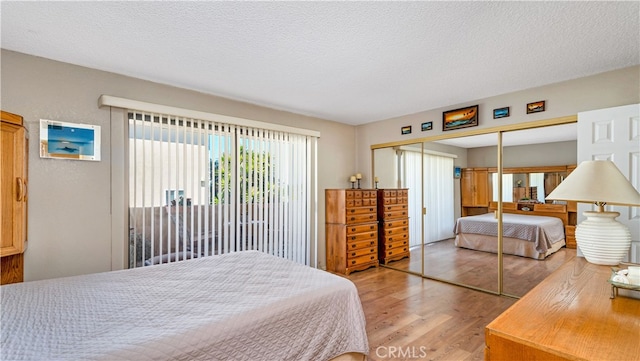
[576,211,631,266]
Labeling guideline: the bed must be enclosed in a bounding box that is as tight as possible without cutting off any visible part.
[1,251,369,361]
[454,213,566,259]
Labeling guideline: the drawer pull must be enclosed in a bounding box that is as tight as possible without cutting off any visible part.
[351,252,356,257]
[351,244,357,249]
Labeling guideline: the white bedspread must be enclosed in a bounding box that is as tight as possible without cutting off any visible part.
[454,213,565,253]
[1,251,368,361]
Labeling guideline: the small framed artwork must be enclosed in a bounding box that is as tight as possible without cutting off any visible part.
[526,100,546,114]
[443,105,478,131]
[40,119,101,161]
[493,107,510,119]
[421,122,433,131]
[401,125,412,135]
[454,166,461,179]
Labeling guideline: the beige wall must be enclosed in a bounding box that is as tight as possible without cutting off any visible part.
[357,65,640,179]
[3,48,638,281]
[469,140,578,168]
[1,49,355,280]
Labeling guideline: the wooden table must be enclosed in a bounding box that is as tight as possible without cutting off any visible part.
[485,257,640,361]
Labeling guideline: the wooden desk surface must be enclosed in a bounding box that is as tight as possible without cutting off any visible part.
[485,257,640,361]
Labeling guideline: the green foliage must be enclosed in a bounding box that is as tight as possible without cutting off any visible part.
[211,146,276,204]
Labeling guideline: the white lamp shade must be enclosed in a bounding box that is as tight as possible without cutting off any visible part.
[546,160,640,265]
[546,160,640,206]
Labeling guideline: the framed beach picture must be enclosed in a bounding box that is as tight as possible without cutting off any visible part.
[401,125,412,135]
[443,105,478,131]
[526,100,546,114]
[40,119,101,161]
[493,107,510,119]
[421,122,433,131]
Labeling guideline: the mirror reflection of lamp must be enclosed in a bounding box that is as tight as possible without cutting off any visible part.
[546,160,640,265]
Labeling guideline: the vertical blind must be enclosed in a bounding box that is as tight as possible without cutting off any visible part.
[128,111,315,268]
[402,149,455,246]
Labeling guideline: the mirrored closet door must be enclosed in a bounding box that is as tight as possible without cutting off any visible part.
[499,125,578,297]
[370,119,577,298]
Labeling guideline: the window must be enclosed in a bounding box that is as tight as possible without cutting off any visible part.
[128,111,317,268]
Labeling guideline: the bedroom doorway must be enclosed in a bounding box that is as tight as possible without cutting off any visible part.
[371,118,578,297]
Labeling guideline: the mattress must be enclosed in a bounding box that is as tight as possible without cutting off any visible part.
[1,251,369,361]
[454,213,565,256]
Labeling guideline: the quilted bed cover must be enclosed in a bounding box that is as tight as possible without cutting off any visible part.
[454,213,565,254]
[1,251,369,361]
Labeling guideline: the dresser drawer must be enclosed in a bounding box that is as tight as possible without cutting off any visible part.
[347,230,378,242]
[347,246,377,259]
[347,198,378,207]
[382,226,408,236]
[346,213,377,224]
[382,246,409,258]
[382,238,408,251]
[346,206,377,215]
[380,204,408,212]
[347,253,377,267]
[381,231,408,244]
[347,223,378,235]
[381,210,408,219]
[382,219,409,228]
[347,238,377,251]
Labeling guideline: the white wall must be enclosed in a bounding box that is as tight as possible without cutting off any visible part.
[1,49,355,280]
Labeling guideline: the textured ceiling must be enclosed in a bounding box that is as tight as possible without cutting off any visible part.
[1,1,639,125]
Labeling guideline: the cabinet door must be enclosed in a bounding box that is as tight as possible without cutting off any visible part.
[474,169,488,206]
[0,120,27,256]
[461,169,474,206]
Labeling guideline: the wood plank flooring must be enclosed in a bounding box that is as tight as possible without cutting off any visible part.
[385,238,576,296]
[345,267,518,361]
[342,242,576,360]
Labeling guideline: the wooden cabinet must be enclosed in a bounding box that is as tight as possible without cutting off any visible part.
[461,168,489,216]
[485,258,640,361]
[564,165,577,249]
[325,189,378,275]
[377,189,410,264]
[1,110,28,284]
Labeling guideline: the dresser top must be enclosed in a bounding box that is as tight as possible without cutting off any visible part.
[486,257,640,360]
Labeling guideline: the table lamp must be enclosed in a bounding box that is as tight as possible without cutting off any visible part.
[546,160,640,265]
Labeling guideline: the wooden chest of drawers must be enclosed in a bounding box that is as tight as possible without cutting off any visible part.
[325,189,379,275]
[377,189,410,264]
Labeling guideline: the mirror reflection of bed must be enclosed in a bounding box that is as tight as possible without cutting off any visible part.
[372,123,578,297]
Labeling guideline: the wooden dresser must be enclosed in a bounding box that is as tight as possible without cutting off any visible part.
[485,257,640,361]
[1,110,29,285]
[377,189,410,264]
[325,189,378,275]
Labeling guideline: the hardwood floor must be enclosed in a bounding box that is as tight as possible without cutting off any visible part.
[345,267,518,361]
[383,238,576,296]
[342,241,576,360]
